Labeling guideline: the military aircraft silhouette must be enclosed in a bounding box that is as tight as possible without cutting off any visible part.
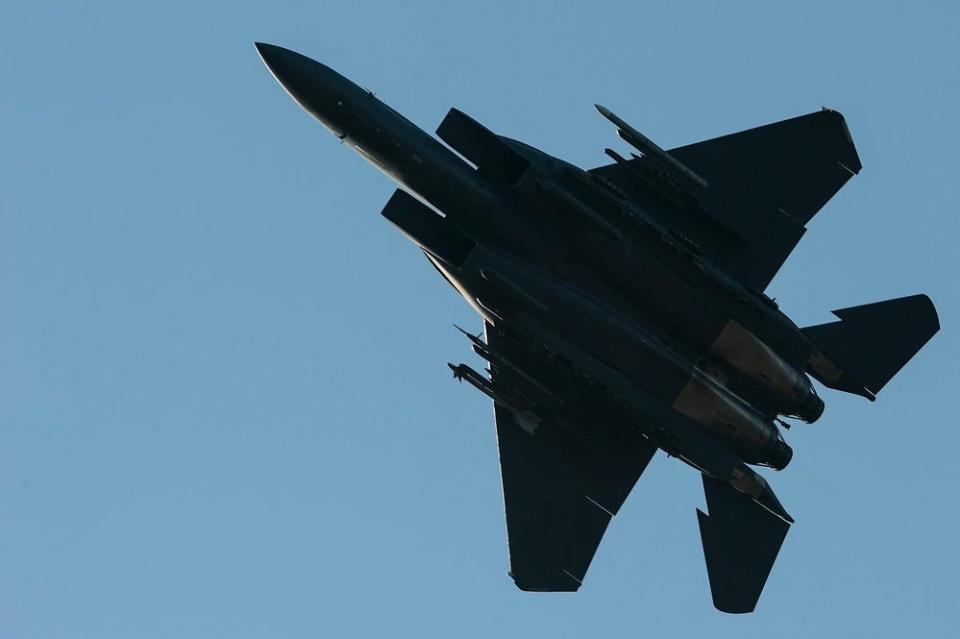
[256,43,939,612]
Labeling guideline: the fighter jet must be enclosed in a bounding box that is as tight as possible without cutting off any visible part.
[255,43,939,613]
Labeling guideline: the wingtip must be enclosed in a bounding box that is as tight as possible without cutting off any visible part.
[915,293,941,333]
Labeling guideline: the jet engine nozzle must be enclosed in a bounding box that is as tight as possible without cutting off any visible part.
[795,391,825,424]
[766,439,793,471]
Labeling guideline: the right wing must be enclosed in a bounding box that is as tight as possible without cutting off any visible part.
[485,323,658,591]
[480,322,793,609]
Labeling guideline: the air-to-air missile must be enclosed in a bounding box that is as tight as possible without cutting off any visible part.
[595,103,708,192]
[256,42,939,613]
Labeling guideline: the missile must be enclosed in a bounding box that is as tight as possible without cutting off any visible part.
[453,323,484,344]
[448,362,540,434]
[450,338,608,449]
[452,325,496,361]
[453,325,567,407]
[595,104,708,192]
[448,362,495,395]
[603,147,629,165]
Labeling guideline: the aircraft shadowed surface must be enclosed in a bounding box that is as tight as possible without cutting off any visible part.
[256,42,939,613]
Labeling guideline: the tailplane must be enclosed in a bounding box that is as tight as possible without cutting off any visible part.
[803,294,939,399]
[697,475,790,613]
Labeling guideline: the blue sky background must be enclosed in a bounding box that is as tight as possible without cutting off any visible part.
[2,1,958,637]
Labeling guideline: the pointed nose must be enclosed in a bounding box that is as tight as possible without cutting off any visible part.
[255,42,348,133]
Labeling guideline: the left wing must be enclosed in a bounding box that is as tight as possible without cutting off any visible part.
[590,109,862,290]
[485,323,658,591]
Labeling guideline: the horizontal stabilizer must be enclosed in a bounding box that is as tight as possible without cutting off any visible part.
[803,294,939,397]
[697,475,789,614]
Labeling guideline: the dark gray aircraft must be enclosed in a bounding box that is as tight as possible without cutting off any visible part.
[256,43,939,612]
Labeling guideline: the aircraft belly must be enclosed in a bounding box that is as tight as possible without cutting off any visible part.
[453,246,781,468]
[258,42,942,613]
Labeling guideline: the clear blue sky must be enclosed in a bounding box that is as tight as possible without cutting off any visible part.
[2,1,957,637]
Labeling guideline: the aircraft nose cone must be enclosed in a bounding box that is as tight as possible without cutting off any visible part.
[255,42,297,81]
[255,42,309,76]
[254,41,281,62]
[255,42,325,100]
[255,42,345,132]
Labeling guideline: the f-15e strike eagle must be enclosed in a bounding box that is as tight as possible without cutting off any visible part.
[256,43,939,612]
